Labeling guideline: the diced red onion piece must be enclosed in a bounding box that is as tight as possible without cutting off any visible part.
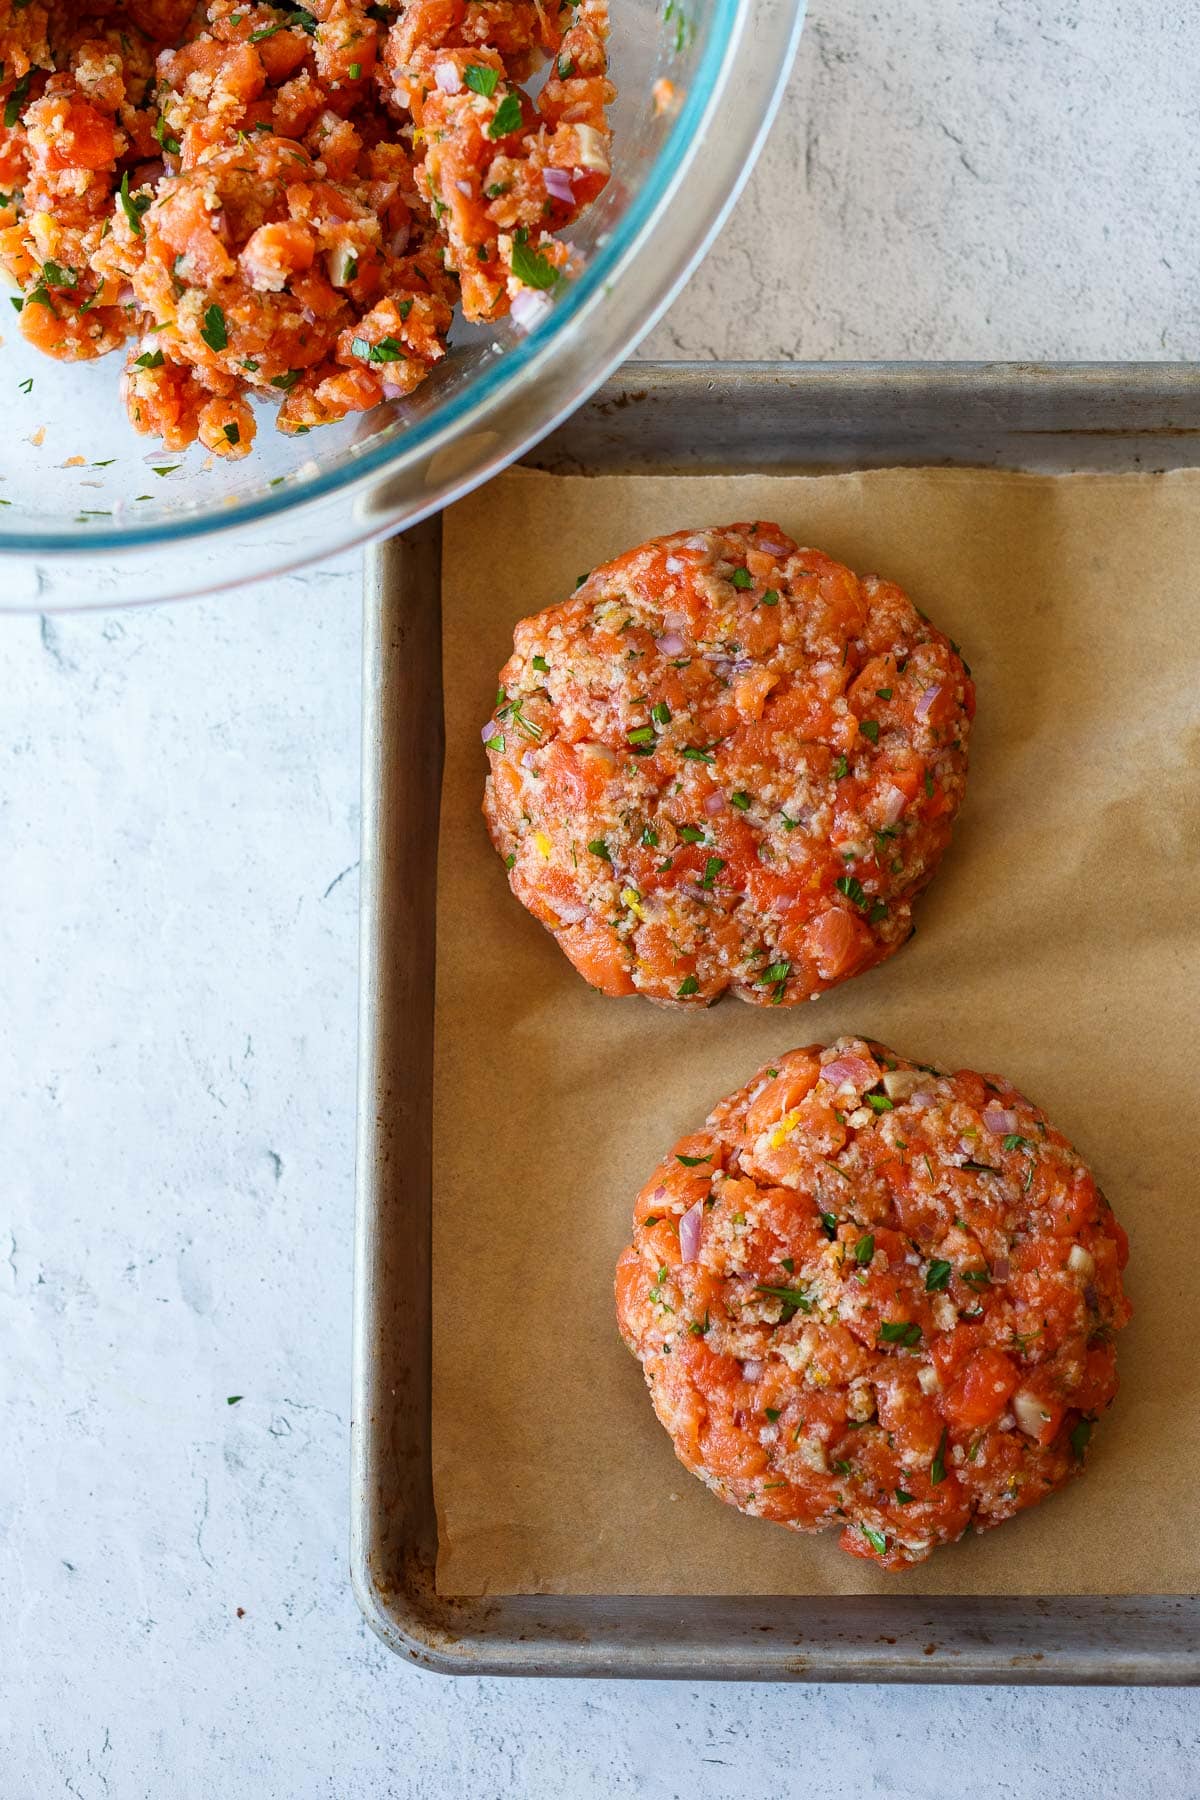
[911,1092,935,1108]
[380,379,410,400]
[510,287,552,331]
[655,632,685,656]
[756,537,790,556]
[678,1199,704,1263]
[915,683,942,720]
[388,224,411,256]
[434,60,461,92]
[880,784,908,825]
[543,166,574,203]
[992,1257,1011,1282]
[665,554,685,574]
[653,1185,667,1202]
[521,749,536,769]
[554,900,589,925]
[704,790,725,816]
[741,1359,764,1382]
[662,611,688,632]
[821,1054,875,1089]
[455,178,473,197]
[480,719,497,741]
[983,1106,1019,1135]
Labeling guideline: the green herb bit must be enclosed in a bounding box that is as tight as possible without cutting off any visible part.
[729,567,754,589]
[765,1406,781,1422]
[1002,1133,1029,1152]
[754,1283,812,1315]
[879,1320,922,1347]
[925,1260,951,1292]
[651,700,671,727]
[895,1487,915,1504]
[859,719,880,743]
[861,1526,887,1555]
[677,824,705,843]
[640,824,658,847]
[868,900,888,925]
[226,1395,243,1406]
[680,744,715,763]
[820,1211,838,1239]
[729,790,751,810]
[760,588,779,606]
[835,874,867,908]
[1069,1417,1093,1461]
[961,1160,1001,1176]
[586,838,611,861]
[200,303,228,352]
[865,1093,893,1113]
[488,90,523,138]
[699,855,725,890]
[464,62,499,95]
[930,1427,948,1485]
[875,687,893,700]
[676,1152,711,1168]
[676,974,699,997]
[531,653,550,672]
[854,1234,875,1266]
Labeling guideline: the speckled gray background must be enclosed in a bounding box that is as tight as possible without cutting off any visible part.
[4,4,1200,1795]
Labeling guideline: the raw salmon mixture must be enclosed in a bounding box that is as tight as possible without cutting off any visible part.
[615,1038,1131,1570]
[0,0,612,455]
[482,524,974,1005]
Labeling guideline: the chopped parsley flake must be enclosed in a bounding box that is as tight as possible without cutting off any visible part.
[754,1283,812,1316]
[200,303,228,352]
[930,1427,948,1485]
[879,1320,922,1347]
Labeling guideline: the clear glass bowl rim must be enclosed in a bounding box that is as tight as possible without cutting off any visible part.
[0,0,806,570]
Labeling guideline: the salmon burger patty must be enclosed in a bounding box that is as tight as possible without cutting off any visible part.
[614,1037,1131,1570]
[481,523,974,1005]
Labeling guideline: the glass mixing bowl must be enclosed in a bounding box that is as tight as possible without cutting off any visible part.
[0,0,804,609]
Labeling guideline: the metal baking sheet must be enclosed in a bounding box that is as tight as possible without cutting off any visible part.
[351,361,1200,1681]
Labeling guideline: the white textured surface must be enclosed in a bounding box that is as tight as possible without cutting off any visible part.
[5,4,1200,1794]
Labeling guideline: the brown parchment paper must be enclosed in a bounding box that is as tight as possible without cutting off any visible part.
[432,465,1200,1598]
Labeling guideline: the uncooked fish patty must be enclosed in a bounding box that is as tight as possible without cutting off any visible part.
[482,523,973,1004]
[615,1038,1131,1569]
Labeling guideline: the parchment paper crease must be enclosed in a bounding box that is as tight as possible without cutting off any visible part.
[432,466,1200,1597]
